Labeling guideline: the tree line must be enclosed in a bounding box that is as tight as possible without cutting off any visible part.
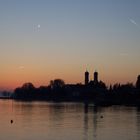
[11,75,140,105]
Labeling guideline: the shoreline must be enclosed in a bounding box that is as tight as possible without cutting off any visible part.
[1,97,140,107]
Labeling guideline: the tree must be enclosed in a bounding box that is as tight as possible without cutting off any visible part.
[136,75,140,89]
[50,79,65,89]
[21,82,35,90]
[13,82,36,99]
[98,80,107,89]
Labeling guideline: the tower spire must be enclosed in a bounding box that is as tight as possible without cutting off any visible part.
[85,70,89,85]
[94,70,98,84]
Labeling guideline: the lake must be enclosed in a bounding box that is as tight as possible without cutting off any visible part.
[0,100,140,140]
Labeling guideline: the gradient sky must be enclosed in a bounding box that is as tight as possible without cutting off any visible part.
[0,0,140,90]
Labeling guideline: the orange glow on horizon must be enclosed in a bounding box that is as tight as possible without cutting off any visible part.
[0,69,138,91]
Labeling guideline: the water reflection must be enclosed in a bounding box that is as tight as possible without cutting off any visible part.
[136,107,140,138]
[83,103,89,140]
[92,106,98,138]
[0,100,140,140]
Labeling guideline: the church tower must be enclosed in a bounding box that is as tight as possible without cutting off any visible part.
[85,70,89,85]
[94,71,98,84]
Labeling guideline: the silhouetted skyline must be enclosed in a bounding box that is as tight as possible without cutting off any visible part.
[9,72,140,106]
[0,0,140,90]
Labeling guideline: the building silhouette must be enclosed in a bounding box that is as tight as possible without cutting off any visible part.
[85,70,99,85]
[85,70,89,85]
[94,71,98,84]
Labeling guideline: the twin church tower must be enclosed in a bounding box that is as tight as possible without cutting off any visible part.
[85,70,98,85]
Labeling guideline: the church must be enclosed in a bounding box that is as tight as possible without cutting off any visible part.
[85,70,98,85]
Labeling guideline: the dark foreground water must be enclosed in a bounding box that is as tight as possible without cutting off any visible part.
[0,100,140,140]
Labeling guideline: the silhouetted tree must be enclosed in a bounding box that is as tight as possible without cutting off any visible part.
[14,82,36,99]
[119,83,134,93]
[136,75,140,89]
[113,83,120,90]
[50,79,65,89]
[109,85,113,91]
[98,80,107,89]
[21,82,35,90]
[49,79,66,99]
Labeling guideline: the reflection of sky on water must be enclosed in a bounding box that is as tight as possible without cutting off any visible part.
[0,100,140,140]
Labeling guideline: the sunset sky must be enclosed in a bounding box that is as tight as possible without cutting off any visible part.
[0,0,140,90]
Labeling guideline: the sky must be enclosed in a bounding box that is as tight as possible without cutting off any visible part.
[0,0,140,90]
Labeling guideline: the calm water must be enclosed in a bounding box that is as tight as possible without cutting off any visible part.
[0,100,140,140]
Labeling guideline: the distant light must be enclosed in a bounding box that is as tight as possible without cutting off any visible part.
[129,18,137,25]
[37,24,41,28]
